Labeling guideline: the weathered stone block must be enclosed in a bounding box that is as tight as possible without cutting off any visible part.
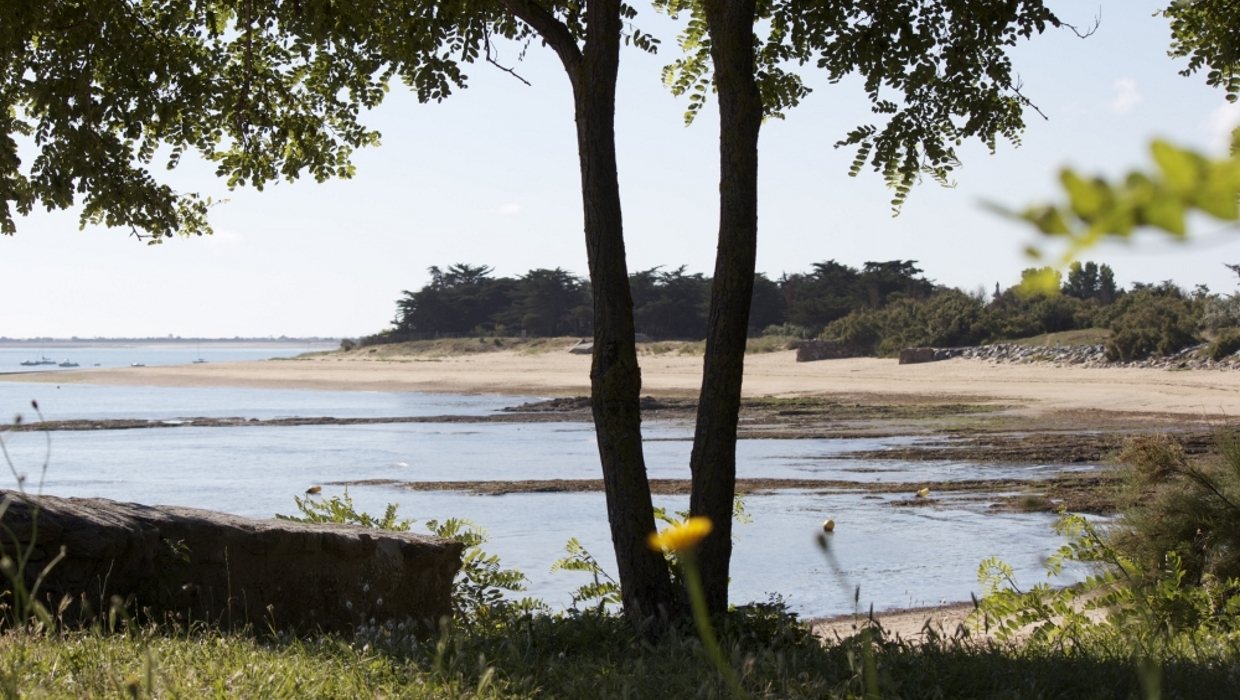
[898,348,938,364]
[0,492,462,636]
[796,339,854,362]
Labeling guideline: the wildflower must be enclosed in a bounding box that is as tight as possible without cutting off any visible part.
[647,517,712,553]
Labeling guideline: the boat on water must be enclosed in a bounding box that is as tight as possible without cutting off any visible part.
[193,358,208,364]
[20,355,57,367]
[58,360,79,368]
[131,362,145,367]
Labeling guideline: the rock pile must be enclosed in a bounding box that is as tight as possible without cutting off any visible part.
[914,343,1239,370]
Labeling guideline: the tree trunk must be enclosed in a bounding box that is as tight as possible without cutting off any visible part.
[493,0,677,624]
[690,0,763,615]
[574,0,678,625]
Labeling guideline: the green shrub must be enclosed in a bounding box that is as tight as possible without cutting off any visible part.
[821,309,882,354]
[821,289,986,356]
[1101,286,1200,360]
[1200,294,1240,333]
[1206,329,1240,360]
[1109,433,1240,588]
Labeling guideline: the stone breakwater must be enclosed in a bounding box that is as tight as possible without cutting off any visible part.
[930,343,1237,370]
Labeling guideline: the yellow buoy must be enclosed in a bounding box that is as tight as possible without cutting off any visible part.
[916,487,930,498]
[822,519,835,532]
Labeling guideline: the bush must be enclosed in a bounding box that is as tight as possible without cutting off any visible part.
[821,289,986,356]
[1207,329,1240,360]
[1109,433,1240,589]
[1200,294,1240,334]
[1101,286,1200,360]
[979,290,1097,342]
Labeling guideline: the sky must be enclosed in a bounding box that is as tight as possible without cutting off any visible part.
[5,1,1240,338]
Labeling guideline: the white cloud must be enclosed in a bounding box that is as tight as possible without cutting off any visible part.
[1110,78,1142,115]
[1206,101,1240,150]
[498,203,522,215]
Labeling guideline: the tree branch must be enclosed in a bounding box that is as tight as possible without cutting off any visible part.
[493,0,583,76]
[484,30,532,86]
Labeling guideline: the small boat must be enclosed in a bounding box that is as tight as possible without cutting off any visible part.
[131,362,145,367]
[20,354,57,366]
[58,360,79,368]
[193,358,208,364]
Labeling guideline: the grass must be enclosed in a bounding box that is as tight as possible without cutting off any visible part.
[3,609,1239,698]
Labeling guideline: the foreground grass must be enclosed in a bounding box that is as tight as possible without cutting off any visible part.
[3,609,1239,699]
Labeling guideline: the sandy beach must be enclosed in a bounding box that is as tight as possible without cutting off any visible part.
[7,346,1240,419]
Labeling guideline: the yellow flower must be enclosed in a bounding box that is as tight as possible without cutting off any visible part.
[648,517,713,552]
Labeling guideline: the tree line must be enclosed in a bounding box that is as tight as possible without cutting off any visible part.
[366,259,1138,344]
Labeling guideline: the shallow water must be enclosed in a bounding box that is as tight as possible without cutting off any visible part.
[0,381,533,422]
[0,344,334,375]
[0,365,1091,617]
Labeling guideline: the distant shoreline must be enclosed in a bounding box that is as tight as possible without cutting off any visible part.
[0,339,339,348]
[6,345,1240,420]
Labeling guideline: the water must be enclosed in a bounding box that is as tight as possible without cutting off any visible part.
[0,343,335,375]
[0,357,1091,617]
[0,382,535,422]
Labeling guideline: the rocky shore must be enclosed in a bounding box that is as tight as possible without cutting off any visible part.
[931,343,1235,370]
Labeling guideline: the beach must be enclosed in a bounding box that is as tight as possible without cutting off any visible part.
[7,344,1240,420]
[4,343,1230,636]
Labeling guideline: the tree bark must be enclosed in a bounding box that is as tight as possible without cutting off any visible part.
[494,0,677,624]
[690,0,763,614]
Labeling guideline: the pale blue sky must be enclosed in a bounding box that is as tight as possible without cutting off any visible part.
[4,1,1240,338]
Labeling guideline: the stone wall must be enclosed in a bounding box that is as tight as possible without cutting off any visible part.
[0,492,462,636]
[796,339,855,362]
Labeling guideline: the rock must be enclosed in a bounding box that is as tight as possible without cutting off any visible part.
[568,340,594,354]
[898,348,937,365]
[0,492,462,636]
[796,339,854,362]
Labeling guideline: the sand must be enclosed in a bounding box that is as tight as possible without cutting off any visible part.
[7,346,1240,418]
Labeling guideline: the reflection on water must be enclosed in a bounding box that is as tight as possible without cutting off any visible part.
[0,381,1090,617]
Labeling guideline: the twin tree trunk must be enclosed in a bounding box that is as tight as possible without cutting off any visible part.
[498,0,761,621]
[691,0,763,614]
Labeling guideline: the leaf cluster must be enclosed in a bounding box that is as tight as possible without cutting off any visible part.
[275,489,414,531]
[0,0,560,240]
[661,0,1063,212]
[1012,139,1240,265]
[1165,0,1240,103]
